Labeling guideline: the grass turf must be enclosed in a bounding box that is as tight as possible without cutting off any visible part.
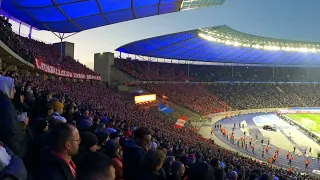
[285,114,320,134]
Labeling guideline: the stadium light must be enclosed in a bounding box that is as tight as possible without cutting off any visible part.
[198,28,320,53]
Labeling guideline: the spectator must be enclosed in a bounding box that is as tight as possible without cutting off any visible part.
[51,101,67,123]
[36,123,80,180]
[32,119,49,155]
[95,131,110,147]
[104,140,123,180]
[62,103,75,124]
[77,112,93,132]
[0,142,27,180]
[76,151,115,180]
[140,150,165,180]
[169,161,185,180]
[91,116,100,131]
[110,132,121,143]
[187,161,215,180]
[78,132,100,155]
[229,171,238,180]
[123,126,152,180]
[0,76,25,158]
[163,156,175,177]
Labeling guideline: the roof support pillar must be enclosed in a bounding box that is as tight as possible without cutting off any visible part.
[28,26,33,38]
[18,21,22,35]
[231,66,234,78]
[272,67,275,78]
[60,37,63,61]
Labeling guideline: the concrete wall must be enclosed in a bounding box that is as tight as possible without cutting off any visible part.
[110,65,136,84]
[53,41,75,58]
[94,52,114,83]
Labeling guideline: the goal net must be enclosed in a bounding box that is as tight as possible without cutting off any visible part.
[301,118,317,131]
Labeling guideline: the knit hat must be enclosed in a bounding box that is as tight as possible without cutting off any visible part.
[104,140,120,158]
[80,132,98,149]
[95,131,109,146]
[51,101,64,110]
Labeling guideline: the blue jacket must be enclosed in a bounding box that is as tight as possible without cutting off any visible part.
[0,145,27,180]
[123,139,146,180]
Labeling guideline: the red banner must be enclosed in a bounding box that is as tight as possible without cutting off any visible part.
[34,58,101,80]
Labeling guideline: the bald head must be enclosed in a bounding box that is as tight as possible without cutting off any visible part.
[229,171,238,180]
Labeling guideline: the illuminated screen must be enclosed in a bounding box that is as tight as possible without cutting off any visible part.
[134,94,156,104]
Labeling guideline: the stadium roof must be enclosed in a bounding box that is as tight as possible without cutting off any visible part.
[116,26,320,66]
[0,0,225,33]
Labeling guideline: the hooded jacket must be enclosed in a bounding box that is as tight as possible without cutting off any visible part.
[0,76,25,158]
[123,139,146,180]
[0,144,27,180]
[0,76,14,97]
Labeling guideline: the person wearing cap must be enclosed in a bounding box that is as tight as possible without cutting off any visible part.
[105,140,123,180]
[0,76,25,158]
[51,101,67,123]
[95,131,110,147]
[110,132,121,143]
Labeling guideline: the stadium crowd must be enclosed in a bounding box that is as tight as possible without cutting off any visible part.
[115,58,191,82]
[18,37,98,76]
[0,70,316,180]
[115,59,320,82]
[0,16,34,63]
[140,83,230,115]
[0,18,319,180]
[0,15,98,76]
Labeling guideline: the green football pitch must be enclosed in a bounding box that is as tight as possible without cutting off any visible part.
[285,114,320,134]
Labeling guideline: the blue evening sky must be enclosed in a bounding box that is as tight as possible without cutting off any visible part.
[10,0,320,69]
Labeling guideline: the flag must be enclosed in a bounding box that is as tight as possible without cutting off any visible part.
[174,116,188,129]
[158,104,173,114]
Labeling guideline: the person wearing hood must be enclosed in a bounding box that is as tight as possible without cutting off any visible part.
[0,76,25,158]
[0,142,27,180]
[123,126,152,180]
[105,140,123,180]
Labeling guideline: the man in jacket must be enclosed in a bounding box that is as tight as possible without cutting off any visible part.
[123,126,152,180]
[35,123,80,180]
[0,76,25,158]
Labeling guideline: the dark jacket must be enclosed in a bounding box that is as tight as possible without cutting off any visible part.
[0,92,25,158]
[123,139,146,180]
[139,171,164,180]
[35,147,76,180]
[0,145,27,180]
